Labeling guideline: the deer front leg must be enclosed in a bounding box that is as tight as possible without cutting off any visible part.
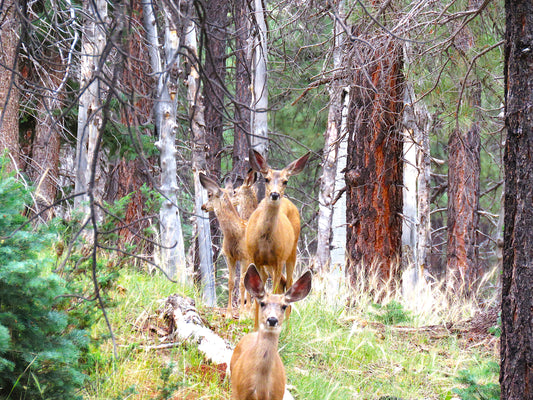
[226,256,236,317]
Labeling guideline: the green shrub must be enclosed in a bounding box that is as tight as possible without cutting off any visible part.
[369,300,413,325]
[0,164,89,399]
[452,362,500,400]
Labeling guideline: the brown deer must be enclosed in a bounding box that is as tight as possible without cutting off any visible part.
[230,169,258,220]
[230,264,312,400]
[243,150,310,311]
[199,172,248,316]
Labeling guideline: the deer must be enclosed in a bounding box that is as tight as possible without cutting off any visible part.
[242,150,310,319]
[230,169,258,220]
[199,172,248,316]
[230,264,312,400]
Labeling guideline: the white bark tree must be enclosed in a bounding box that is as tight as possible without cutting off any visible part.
[142,0,186,281]
[249,0,268,155]
[401,82,432,301]
[184,15,216,306]
[329,88,349,269]
[74,0,107,216]
[316,0,346,272]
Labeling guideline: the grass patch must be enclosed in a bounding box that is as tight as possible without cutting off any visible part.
[83,266,500,399]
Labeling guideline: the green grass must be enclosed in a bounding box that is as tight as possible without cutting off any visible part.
[83,266,500,400]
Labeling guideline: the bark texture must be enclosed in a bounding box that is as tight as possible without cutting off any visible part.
[500,0,533,397]
[446,120,481,294]
[345,39,404,286]
[232,0,251,180]
[0,0,20,172]
[202,0,228,179]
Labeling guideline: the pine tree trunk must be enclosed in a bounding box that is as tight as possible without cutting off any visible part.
[28,55,63,220]
[446,83,481,295]
[249,0,268,156]
[0,0,20,172]
[232,0,251,180]
[104,0,155,252]
[345,39,404,286]
[501,0,533,397]
[202,0,228,179]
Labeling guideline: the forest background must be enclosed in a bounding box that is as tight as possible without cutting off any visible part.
[0,0,530,399]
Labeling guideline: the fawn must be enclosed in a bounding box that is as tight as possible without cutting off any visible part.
[230,264,312,400]
[199,172,248,315]
[243,150,310,315]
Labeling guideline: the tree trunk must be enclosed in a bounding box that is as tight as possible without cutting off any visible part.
[104,0,155,252]
[249,0,268,156]
[500,0,533,397]
[232,0,251,180]
[202,0,228,179]
[185,15,216,306]
[401,81,432,294]
[345,38,404,287]
[142,0,187,281]
[446,83,481,295]
[74,0,107,217]
[28,56,63,221]
[330,88,349,269]
[0,0,20,173]
[316,0,345,272]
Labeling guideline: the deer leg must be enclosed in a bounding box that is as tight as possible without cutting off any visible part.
[226,256,236,317]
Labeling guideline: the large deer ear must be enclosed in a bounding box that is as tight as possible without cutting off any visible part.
[244,264,266,299]
[284,270,312,303]
[199,173,221,195]
[249,149,269,174]
[285,152,310,176]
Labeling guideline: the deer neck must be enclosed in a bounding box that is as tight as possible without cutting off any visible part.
[257,198,282,227]
[215,195,245,235]
[254,329,281,373]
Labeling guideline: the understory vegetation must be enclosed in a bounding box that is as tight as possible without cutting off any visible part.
[0,165,499,399]
[83,267,500,400]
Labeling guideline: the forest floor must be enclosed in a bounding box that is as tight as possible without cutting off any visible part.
[82,268,500,400]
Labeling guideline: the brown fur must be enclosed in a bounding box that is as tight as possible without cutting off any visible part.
[230,265,312,400]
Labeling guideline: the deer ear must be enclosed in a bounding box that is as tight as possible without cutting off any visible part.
[224,177,234,191]
[199,173,218,191]
[244,264,266,299]
[249,149,269,174]
[284,270,312,303]
[244,169,258,186]
[285,152,310,176]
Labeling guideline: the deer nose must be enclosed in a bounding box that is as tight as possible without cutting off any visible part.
[201,204,208,212]
[270,192,280,201]
[266,317,278,327]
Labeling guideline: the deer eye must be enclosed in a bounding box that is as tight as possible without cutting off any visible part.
[260,301,266,308]
[264,178,270,184]
[282,180,288,186]
[281,305,288,311]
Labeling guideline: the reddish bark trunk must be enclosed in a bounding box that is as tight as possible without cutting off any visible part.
[105,0,155,251]
[345,39,404,287]
[446,122,481,294]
